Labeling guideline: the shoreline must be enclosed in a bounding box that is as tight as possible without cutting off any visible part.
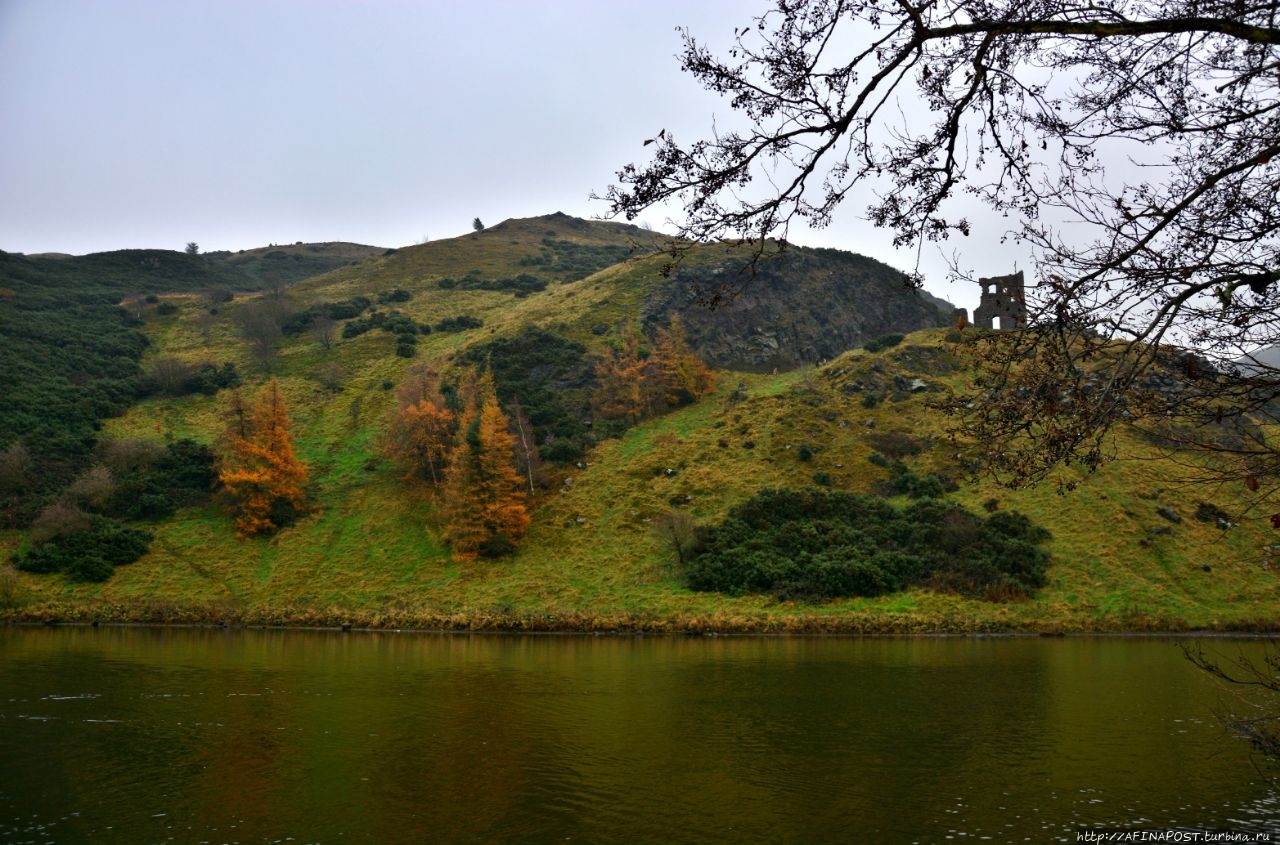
[6,620,1280,639]
[5,602,1279,637]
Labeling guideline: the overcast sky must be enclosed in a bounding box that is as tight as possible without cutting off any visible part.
[0,0,1012,311]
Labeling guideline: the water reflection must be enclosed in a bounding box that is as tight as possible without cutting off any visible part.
[1,629,1276,843]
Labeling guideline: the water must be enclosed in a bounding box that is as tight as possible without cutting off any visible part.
[1,628,1277,844]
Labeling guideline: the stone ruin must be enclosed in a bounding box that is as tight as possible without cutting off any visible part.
[971,270,1027,330]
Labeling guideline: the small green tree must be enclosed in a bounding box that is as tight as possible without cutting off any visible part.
[472,217,484,232]
[185,242,199,255]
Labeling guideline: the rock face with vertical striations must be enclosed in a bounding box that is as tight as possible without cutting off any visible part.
[640,246,952,371]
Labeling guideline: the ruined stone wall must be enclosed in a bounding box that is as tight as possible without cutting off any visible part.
[972,270,1027,330]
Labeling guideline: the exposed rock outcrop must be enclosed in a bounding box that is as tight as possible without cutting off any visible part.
[641,247,951,371]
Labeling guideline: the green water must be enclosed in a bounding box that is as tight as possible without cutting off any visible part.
[1,628,1277,844]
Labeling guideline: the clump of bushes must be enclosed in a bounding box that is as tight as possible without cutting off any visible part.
[341,313,380,338]
[377,288,412,304]
[435,314,484,333]
[13,513,152,582]
[380,311,418,336]
[102,438,218,521]
[682,488,1050,602]
[438,272,547,297]
[282,296,373,335]
[342,308,421,340]
[888,466,950,499]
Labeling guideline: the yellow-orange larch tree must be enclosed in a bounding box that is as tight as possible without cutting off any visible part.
[218,378,309,537]
[647,313,716,410]
[388,399,455,485]
[386,368,456,487]
[594,316,716,423]
[442,370,530,560]
[592,323,649,423]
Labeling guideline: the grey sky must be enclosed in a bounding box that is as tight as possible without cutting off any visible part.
[0,0,1000,311]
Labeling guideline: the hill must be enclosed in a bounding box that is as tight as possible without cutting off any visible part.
[0,216,1274,632]
[285,212,949,369]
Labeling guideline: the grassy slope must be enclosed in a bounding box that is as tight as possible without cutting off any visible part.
[3,219,1276,632]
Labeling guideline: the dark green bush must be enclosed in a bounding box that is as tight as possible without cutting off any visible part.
[342,313,382,338]
[435,315,484,333]
[282,297,372,335]
[323,297,372,319]
[461,327,594,464]
[541,440,581,463]
[106,438,217,521]
[683,489,1050,601]
[380,311,419,336]
[869,454,952,500]
[155,301,179,315]
[13,515,152,582]
[892,466,947,499]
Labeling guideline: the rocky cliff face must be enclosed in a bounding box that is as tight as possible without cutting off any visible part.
[641,247,950,371]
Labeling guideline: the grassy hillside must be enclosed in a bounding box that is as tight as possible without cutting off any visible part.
[1,218,1275,632]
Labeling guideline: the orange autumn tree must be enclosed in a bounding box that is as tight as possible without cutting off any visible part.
[648,313,716,409]
[218,378,309,537]
[389,400,455,484]
[442,370,530,561]
[593,322,649,423]
[593,315,716,423]
[386,367,456,485]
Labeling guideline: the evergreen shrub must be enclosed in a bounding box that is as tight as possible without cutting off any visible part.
[683,488,1050,601]
[13,515,152,582]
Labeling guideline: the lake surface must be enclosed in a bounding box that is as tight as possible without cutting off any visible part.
[2,628,1278,844]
